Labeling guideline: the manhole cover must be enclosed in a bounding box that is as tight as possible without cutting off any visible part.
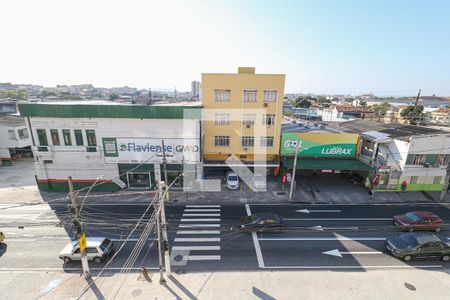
[404,282,416,291]
[174,255,184,262]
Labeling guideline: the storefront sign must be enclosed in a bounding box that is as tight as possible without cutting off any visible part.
[103,137,200,164]
[281,133,358,157]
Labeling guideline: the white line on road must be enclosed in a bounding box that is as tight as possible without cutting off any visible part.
[177,230,220,234]
[179,224,221,228]
[186,205,221,208]
[284,218,392,221]
[296,209,342,213]
[245,204,265,268]
[259,237,386,241]
[182,214,220,217]
[322,249,383,257]
[174,237,220,242]
[261,265,443,270]
[180,218,221,222]
[185,255,221,261]
[184,209,220,212]
[172,246,220,251]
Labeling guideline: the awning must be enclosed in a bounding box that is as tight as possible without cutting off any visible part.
[284,158,373,171]
[203,160,279,167]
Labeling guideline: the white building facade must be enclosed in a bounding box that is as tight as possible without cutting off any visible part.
[0,116,32,165]
[18,102,202,192]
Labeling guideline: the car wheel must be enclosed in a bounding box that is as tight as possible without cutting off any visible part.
[403,255,412,262]
[441,255,450,262]
[408,228,414,232]
[435,227,441,232]
[63,257,72,263]
[94,257,102,263]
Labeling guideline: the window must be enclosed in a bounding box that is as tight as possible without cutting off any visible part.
[214,136,230,147]
[242,114,255,126]
[36,129,48,146]
[410,176,418,184]
[437,155,450,165]
[264,90,278,102]
[261,136,274,147]
[86,130,97,146]
[62,129,72,146]
[241,136,254,148]
[214,89,231,102]
[7,130,16,140]
[74,130,84,146]
[86,247,99,254]
[243,90,257,102]
[433,176,442,184]
[18,128,28,139]
[411,155,426,165]
[50,129,60,145]
[215,113,230,125]
[263,114,276,125]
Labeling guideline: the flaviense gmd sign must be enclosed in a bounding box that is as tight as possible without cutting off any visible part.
[281,133,358,157]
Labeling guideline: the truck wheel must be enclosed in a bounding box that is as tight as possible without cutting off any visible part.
[403,255,412,262]
[94,257,102,263]
[63,257,72,263]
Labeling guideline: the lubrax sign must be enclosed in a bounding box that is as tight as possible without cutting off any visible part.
[281,133,358,157]
[102,137,200,164]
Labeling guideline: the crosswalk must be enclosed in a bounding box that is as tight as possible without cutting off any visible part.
[171,205,221,263]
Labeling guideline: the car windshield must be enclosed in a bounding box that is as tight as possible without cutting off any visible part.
[399,234,419,247]
[405,212,421,222]
[228,176,238,181]
[100,238,111,251]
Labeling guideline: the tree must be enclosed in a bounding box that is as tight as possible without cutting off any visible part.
[0,90,28,100]
[360,100,367,119]
[108,93,119,101]
[400,105,424,125]
[293,96,311,108]
[372,102,390,122]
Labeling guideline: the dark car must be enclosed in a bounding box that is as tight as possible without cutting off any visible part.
[393,211,443,232]
[240,212,284,232]
[385,232,450,262]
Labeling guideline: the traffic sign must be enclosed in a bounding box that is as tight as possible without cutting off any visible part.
[79,232,86,252]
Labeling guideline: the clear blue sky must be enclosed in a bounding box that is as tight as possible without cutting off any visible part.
[0,0,449,96]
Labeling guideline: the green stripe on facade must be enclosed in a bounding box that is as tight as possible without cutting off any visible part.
[18,103,202,119]
[36,179,120,192]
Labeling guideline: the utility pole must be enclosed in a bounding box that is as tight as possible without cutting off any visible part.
[289,141,302,201]
[156,205,165,284]
[440,163,450,201]
[68,176,90,278]
[161,140,170,202]
[158,181,171,275]
[411,89,422,125]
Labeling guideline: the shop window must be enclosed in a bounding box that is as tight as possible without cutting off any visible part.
[86,130,97,146]
[433,176,442,184]
[410,176,418,184]
[50,129,60,145]
[74,130,84,146]
[411,155,426,165]
[37,129,48,146]
[215,136,230,147]
[62,129,72,146]
[437,155,450,166]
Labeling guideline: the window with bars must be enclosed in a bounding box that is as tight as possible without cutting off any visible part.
[241,136,254,148]
[18,128,29,139]
[261,136,274,147]
[242,113,255,126]
[411,155,426,165]
[214,136,230,147]
[437,155,450,165]
[62,129,72,146]
[263,114,276,125]
[243,90,257,102]
[264,90,278,102]
[37,129,48,146]
[50,129,60,145]
[86,130,97,146]
[214,90,231,102]
[74,130,84,146]
[215,113,230,125]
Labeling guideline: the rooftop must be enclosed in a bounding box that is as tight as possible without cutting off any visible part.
[0,115,26,127]
[329,120,446,140]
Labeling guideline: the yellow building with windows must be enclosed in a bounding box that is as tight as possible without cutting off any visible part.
[201,67,285,174]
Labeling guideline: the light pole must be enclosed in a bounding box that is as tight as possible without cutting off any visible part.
[289,141,302,201]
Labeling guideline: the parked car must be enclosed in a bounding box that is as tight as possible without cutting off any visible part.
[226,172,240,190]
[385,232,450,262]
[59,237,114,263]
[240,212,284,232]
[0,231,4,242]
[393,211,443,232]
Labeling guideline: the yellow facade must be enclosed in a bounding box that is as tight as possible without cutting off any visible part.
[201,67,285,164]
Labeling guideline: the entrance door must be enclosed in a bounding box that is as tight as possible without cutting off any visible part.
[127,172,151,189]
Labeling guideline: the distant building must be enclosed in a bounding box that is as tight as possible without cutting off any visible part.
[424,108,450,126]
[110,86,137,95]
[191,81,200,99]
[0,101,17,115]
[0,115,32,165]
[319,105,373,122]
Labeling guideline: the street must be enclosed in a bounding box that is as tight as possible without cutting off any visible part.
[2,202,450,275]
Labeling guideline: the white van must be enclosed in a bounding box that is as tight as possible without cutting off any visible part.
[59,237,114,263]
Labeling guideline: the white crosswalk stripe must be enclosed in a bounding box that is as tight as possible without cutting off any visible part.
[171,205,222,264]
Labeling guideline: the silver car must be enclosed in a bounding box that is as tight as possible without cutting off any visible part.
[59,237,114,263]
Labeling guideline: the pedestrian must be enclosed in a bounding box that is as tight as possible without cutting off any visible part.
[368,188,374,200]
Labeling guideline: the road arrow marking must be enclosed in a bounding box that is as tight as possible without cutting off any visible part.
[322,249,383,257]
[296,209,342,213]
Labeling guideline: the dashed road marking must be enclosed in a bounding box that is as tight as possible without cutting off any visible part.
[176,230,220,234]
[180,218,220,222]
[182,213,220,217]
[186,205,220,208]
[174,237,220,242]
[179,224,220,228]
[172,246,220,251]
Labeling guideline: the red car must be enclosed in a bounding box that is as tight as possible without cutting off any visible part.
[393,211,443,232]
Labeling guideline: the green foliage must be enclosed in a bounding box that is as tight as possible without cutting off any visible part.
[108,93,119,101]
[400,105,424,124]
[372,102,390,120]
[344,97,354,103]
[0,90,28,100]
[295,98,311,108]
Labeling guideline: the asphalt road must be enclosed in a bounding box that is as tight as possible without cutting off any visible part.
[2,202,450,275]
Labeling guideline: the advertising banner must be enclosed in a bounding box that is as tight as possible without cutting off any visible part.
[281,133,358,157]
[102,137,200,164]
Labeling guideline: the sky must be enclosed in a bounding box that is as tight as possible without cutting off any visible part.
[1,0,449,96]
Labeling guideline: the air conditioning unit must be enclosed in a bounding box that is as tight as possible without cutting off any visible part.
[263,103,268,107]
[423,162,430,168]
[246,124,251,128]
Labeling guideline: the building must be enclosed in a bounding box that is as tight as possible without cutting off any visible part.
[0,115,32,165]
[319,105,373,122]
[201,67,285,175]
[332,120,450,192]
[0,101,17,115]
[424,108,450,126]
[18,101,202,192]
[191,81,200,99]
